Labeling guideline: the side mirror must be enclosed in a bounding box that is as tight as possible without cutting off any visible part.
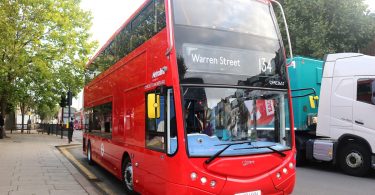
[147,93,160,119]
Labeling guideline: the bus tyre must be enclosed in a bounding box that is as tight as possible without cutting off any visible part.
[122,157,136,195]
[87,142,94,165]
[339,143,371,177]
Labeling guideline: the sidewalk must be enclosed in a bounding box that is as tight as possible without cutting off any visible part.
[0,132,98,195]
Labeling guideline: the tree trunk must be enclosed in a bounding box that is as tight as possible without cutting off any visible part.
[1,96,7,138]
[20,102,25,134]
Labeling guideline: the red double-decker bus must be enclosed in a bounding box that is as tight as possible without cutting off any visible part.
[74,111,84,130]
[83,0,296,194]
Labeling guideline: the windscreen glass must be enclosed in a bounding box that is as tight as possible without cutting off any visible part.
[182,87,291,157]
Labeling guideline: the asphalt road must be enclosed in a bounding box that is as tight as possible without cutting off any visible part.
[67,145,127,195]
[65,143,375,195]
[293,162,375,195]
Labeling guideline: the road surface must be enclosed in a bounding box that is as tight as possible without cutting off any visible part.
[63,141,375,195]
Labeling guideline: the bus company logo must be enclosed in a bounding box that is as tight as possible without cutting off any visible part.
[152,66,168,79]
[242,160,255,167]
[145,80,166,90]
[269,80,285,86]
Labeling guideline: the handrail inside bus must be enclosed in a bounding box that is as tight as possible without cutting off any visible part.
[165,0,174,56]
[269,0,293,60]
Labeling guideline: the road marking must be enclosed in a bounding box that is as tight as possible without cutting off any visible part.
[96,182,118,195]
[57,144,119,195]
[58,145,97,180]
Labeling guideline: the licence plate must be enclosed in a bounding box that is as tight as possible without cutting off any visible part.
[235,190,261,195]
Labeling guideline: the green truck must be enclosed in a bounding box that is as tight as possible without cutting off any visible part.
[288,56,324,164]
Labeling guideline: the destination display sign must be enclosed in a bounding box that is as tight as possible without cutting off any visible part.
[182,43,277,77]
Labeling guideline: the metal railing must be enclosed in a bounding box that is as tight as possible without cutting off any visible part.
[5,123,68,138]
[38,124,69,138]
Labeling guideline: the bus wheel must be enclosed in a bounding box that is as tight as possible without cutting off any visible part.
[87,142,94,165]
[339,143,371,177]
[122,157,135,194]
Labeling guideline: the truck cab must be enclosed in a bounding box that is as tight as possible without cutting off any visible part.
[313,53,375,176]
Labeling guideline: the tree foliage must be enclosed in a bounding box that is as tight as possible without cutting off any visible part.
[0,0,97,123]
[278,0,375,59]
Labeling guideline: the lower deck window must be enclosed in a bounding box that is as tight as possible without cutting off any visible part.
[85,102,113,139]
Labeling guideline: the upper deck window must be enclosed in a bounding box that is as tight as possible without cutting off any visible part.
[85,0,166,84]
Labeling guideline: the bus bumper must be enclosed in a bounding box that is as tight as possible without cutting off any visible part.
[183,173,295,195]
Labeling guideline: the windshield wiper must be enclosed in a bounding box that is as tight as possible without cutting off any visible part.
[234,145,286,157]
[205,141,253,164]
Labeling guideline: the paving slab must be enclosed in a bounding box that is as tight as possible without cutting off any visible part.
[49,189,88,195]
[9,189,50,195]
[0,133,100,195]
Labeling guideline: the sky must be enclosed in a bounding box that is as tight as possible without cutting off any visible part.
[365,0,375,12]
[80,0,145,47]
[72,0,144,110]
[72,0,375,110]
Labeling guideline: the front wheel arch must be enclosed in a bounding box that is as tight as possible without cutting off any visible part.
[337,134,372,155]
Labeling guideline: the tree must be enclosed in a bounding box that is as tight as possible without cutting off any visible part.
[278,0,375,59]
[0,0,97,136]
[36,104,59,123]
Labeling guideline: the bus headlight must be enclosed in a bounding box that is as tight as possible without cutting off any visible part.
[190,172,198,181]
[200,177,207,184]
[289,162,294,169]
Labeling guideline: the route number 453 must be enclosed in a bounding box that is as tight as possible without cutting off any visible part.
[259,58,273,73]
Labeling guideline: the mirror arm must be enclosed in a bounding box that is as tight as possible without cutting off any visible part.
[165,0,174,56]
[270,0,293,60]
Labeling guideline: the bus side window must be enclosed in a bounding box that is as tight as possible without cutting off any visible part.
[146,91,165,151]
[86,102,113,139]
[84,109,92,132]
[167,89,177,155]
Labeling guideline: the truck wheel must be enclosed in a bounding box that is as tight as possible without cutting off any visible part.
[339,143,371,177]
[87,142,94,165]
[122,157,136,195]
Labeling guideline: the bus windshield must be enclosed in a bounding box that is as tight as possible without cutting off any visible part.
[173,0,286,88]
[182,86,291,157]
